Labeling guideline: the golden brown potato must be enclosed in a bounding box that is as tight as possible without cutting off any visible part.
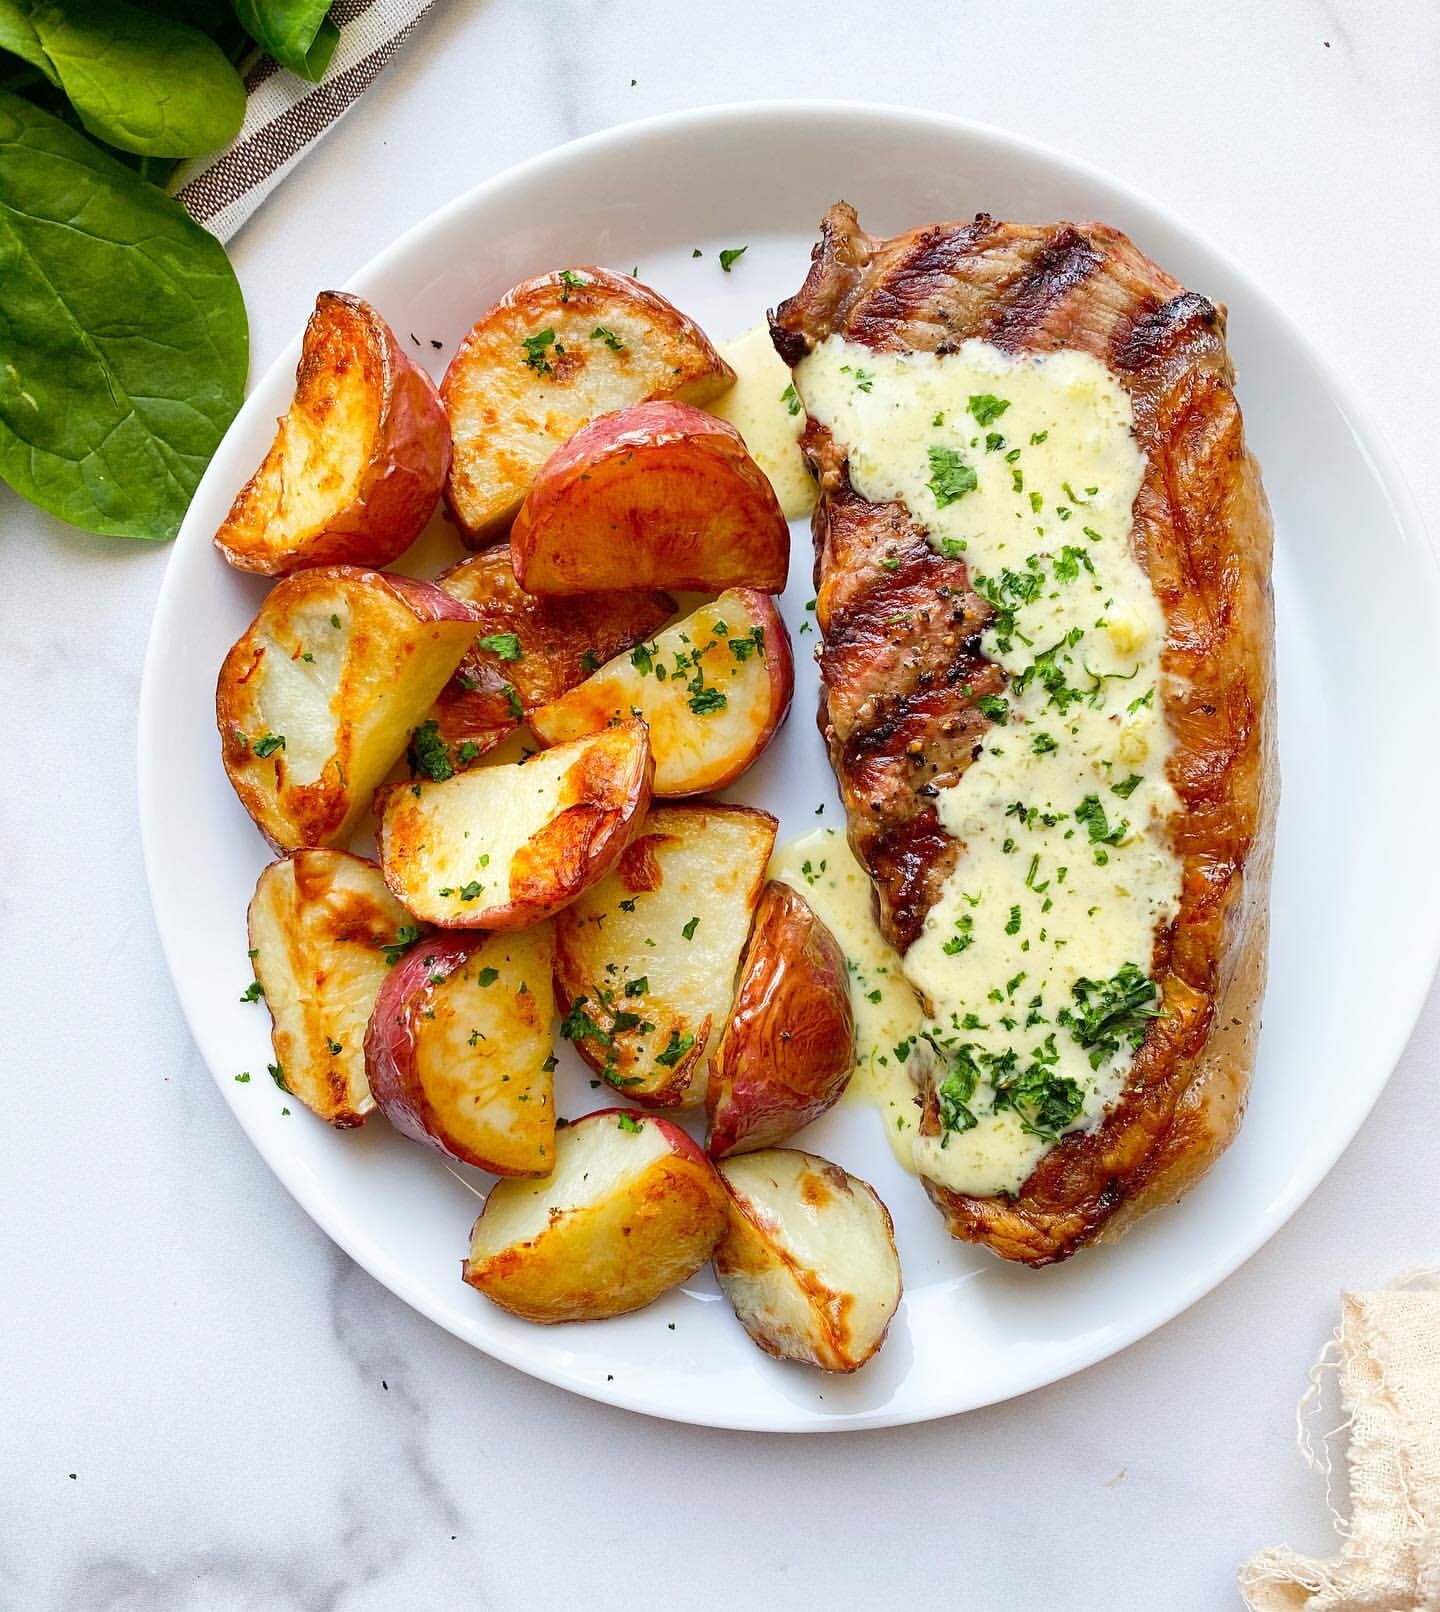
[463,1108,728,1323]
[247,849,424,1127]
[714,1149,902,1372]
[510,400,790,595]
[706,882,855,1157]
[553,804,777,1108]
[425,548,675,761]
[214,292,450,576]
[365,927,556,1174]
[441,267,733,542]
[217,566,478,851]
[376,719,652,929]
[528,589,793,797]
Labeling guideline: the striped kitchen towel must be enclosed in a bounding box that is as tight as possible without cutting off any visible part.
[172,0,438,243]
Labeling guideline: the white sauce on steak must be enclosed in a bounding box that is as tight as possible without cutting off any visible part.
[794,337,1182,1195]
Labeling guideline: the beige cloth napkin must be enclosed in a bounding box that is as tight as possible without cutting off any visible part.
[171,0,438,243]
[1240,1272,1440,1611]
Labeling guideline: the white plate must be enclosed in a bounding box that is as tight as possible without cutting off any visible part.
[140,101,1440,1431]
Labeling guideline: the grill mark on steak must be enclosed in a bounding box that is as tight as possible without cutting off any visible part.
[770,202,1275,1264]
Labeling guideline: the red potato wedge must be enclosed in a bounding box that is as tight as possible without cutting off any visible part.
[365,927,556,1174]
[217,566,478,851]
[376,719,652,929]
[442,267,733,542]
[706,882,856,1157]
[215,292,450,576]
[554,805,777,1108]
[529,589,793,797]
[510,401,790,596]
[714,1149,902,1373]
[463,1108,728,1323]
[426,548,675,760]
[247,850,425,1127]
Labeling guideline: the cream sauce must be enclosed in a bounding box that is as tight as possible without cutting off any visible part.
[768,829,926,1170]
[794,337,1182,1196]
[710,325,816,519]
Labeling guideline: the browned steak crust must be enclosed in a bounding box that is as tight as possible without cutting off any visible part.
[771,203,1276,1265]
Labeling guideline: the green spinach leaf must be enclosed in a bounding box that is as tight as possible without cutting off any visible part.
[233,0,338,82]
[0,92,248,538]
[28,0,245,157]
[0,1,57,84]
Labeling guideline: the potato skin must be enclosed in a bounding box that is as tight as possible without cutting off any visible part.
[510,400,790,595]
[429,548,675,758]
[215,292,450,576]
[706,882,855,1157]
[442,267,734,542]
[463,1109,727,1323]
[216,565,478,851]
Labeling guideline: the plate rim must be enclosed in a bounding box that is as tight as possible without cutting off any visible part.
[139,98,1440,1432]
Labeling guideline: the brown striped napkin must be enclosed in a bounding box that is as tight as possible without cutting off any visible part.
[172,0,437,243]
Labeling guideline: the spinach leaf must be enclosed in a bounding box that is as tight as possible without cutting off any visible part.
[28,0,245,157]
[0,92,248,538]
[233,0,338,82]
[0,1,57,84]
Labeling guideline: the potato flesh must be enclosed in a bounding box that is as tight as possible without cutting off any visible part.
[413,928,555,1173]
[554,805,776,1105]
[530,591,781,796]
[464,1113,728,1323]
[248,850,416,1126]
[218,570,477,849]
[443,268,734,536]
[716,1150,901,1372]
[377,722,648,925]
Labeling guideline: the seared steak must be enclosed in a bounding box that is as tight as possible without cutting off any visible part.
[771,203,1276,1265]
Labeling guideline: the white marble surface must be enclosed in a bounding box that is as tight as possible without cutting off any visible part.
[4,3,1439,1607]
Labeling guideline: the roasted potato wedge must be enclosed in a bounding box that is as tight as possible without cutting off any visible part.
[463,1108,728,1323]
[376,719,652,928]
[427,548,674,760]
[217,566,478,851]
[529,589,793,797]
[706,882,855,1157]
[510,400,790,595]
[215,292,450,576]
[554,804,777,1108]
[442,267,733,542]
[247,849,423,1127]
[365,927,556,1174]
[714,1149,901,1372]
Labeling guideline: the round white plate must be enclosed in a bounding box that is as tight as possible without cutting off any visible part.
[140,101,1440,1431]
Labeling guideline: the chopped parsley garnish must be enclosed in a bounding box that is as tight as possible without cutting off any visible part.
[1111,773,1143,799]
[580,649,602,673]
[681,916,699,940]
[327,1038,342,1055]
[1074,793,1128,846]
[655,1030,695,1066]
[616,1111,644,1133]
[521,328,560,374]
[1058,963,1161,1069]
[380,925,423,966]
[967,393,1011,427]
[718,245,747,272]
[630,643,654,676]
[1031,731,1058,754]
[475,967,499,987]
[407,719,454,782]
[942,915,975,955]
[937,1045,981,1137]
[976,694,1009,724]
[456,881,483,901]
[1004,905,1022,935]
[780,383,801,417]
[927,446,978,508]
[476,632,523,661]
[240,981,264,1002]
[557,269,587,299]
[267,1062,289,1092]
[503,684,524,721]
[624,976,648,997]
[560,998,612,1048]
[688,687,727,715]
[252,732,285,758]
[591,325,624,352]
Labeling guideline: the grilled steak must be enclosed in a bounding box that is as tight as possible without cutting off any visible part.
[771,203,1276,1265]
